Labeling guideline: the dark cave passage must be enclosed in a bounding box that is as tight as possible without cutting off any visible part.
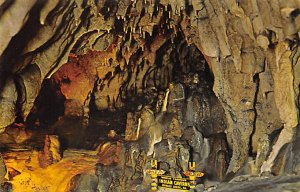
[26,79,66,130]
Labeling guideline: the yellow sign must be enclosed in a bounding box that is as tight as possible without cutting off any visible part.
[158,175,190,190]
[145,160,205,191]
[183,171,205,177]
[145,169,166,175]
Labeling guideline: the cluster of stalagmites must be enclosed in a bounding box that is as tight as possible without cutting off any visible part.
[65,68,229,191]
[0,0,300,191]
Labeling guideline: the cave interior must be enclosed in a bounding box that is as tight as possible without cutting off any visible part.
[0,0,300,191]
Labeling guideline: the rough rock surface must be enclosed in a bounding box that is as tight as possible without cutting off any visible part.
[207,175,300,192]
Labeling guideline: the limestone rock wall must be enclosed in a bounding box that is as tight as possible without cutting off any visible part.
[182,0,300,173]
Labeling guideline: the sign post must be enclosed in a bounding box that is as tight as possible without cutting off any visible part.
[146,160,205,191]
[145,160,166,191]
[151,160,158,191]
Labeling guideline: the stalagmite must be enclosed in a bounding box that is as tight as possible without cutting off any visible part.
[162,88,170,112]
[136,117,142,140]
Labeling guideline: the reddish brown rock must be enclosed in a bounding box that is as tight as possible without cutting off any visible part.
[97,141,121,166]
[38,135,61,168]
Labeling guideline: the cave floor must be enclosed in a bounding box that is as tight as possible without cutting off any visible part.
[3,149,99,192]
[3,148,300,192]
[210,174,300,192]
[0,125,299,192]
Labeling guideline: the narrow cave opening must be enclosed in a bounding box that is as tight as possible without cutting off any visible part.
[26,79,66,130]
